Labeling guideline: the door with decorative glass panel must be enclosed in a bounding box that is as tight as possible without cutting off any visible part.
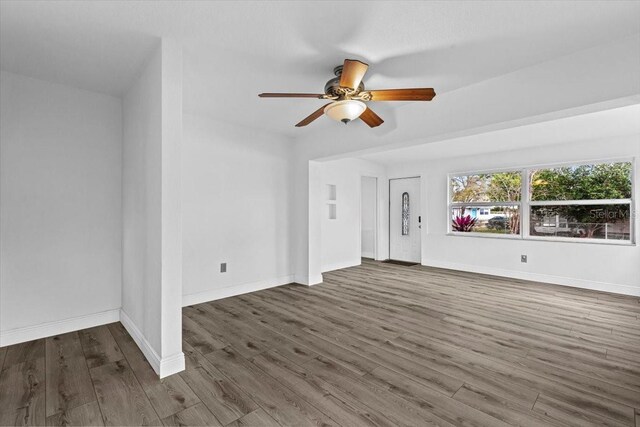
[389,177,421,263]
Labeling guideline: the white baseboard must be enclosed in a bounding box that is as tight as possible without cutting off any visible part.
[423,259,640,297]
[182,275,294,307]
[159,351,186,378]
[321,260,360,273]
[119,309,184,378]
[361,252,375,259]
[294,273,324,286]
[0,308,120,347]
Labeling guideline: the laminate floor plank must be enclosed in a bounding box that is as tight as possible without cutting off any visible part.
[452,383,561,427]
[571,329,640,355]
[3,339,45,368]
[249,289,357,332]
[310,326,466,398]
[235,292,348,341]
[512,355,640,409]
[0,358,46,426]
[78,325,123,369]
[612,326,640,340]
[204,347,337,427]
[350,331,538,408]
[225,408,281,427]
[251,350,397,427]
[179,343,258,426]
[268,287,392,331]
[533,393,630,427]
[183,306,266,359]
[525,348,640,392]
[160,402,222,427]
[45,401,104,426]
[143,375,201,420]
[197,302,320,366]
[302,355,458,427]
[181,315,227,355]
[45,332,96,417]
[364,366,515,427]
[90,359,161,426]
[238,294,381,376]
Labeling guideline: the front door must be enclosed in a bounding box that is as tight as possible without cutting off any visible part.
[389,177,421,263]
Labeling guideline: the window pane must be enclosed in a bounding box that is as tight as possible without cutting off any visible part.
[530,204,631,240]
[402,192,409,235]
[451,172,521,203]
[530,162,632,201]
[451,205,520,235]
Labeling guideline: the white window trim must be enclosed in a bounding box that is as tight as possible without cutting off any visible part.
[529,199,631,206]
[447,158,636,246]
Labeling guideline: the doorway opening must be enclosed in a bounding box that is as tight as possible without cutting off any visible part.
[360,176,377,260]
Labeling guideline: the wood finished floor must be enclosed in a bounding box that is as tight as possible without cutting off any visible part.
[1,259,639,426]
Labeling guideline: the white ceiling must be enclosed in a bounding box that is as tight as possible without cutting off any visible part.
[1,1,639,136]
[358,104,640,164]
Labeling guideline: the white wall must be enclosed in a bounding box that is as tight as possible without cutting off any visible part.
[361,176,377,259]
[121,39,184,378]
[318,158,387,273]
[181,114,294,304]
[159,39,184,367]
[386,136,640,295]
[122,45,162,356]
[0,71,122,345]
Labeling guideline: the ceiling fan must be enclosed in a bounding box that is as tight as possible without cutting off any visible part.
[259,59,436,128]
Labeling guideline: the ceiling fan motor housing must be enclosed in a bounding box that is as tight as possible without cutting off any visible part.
[324,65,365,99]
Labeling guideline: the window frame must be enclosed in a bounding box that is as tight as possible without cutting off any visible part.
[447,158,635,245]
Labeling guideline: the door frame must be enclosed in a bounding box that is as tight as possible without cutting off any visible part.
[388,176,421,261]
[359,175,378,260]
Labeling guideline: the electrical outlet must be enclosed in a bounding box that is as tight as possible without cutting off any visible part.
[521,255,527,263]
[220,263,227,273]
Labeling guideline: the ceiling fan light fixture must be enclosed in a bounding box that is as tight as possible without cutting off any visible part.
[324,100,367,124]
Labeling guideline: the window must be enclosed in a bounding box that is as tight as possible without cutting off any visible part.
[529,162,632,241]
[449,160,634,244]
[450,171,522,235]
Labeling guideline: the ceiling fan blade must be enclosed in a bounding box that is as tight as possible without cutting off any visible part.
[259,93,325,98]
[367,88,436,101]
[295,103,332,127]
[359,107,384,128]
[339,59,369,90]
